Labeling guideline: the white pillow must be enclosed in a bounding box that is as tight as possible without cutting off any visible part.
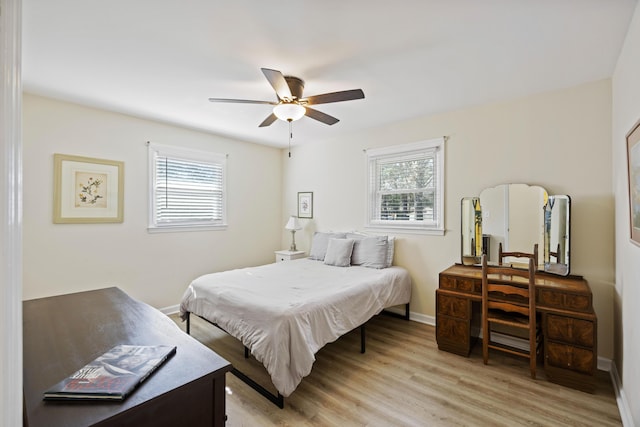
[323,238,355,267]
[386,236,395,267]
[351,235,389,268]
[309,232,347,261]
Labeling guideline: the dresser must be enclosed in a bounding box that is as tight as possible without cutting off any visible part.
[23,287,232,427]
[436,264,597,393]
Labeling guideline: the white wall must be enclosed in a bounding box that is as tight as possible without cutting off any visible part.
[612,2,640,425]
[282,80,615,360]
[22,94,283,308]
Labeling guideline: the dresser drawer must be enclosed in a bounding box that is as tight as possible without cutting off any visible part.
[440,275,456,290]
[545,341,595,375]
[546,314,595,347]
[437,315,470,341]
[538,289,591,312]
[436,314,473,356]
[437,291,472,319]
[439,274,479,293]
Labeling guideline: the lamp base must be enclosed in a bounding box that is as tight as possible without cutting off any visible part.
[290,230,297,252]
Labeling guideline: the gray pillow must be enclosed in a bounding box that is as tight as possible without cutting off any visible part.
[346,232,367,240]
[309,232,347,261]
[323,238,355,267]
[351,235,389,268]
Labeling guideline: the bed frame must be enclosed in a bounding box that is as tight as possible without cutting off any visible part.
[184,303,410,409]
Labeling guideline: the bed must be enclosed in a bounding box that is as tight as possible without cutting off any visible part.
[179,232,412,407]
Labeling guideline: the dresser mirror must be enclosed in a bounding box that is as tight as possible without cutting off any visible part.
[544,195,571,275]
[460,183,571,275]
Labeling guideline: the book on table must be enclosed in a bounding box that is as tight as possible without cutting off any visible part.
[43,344,177,401]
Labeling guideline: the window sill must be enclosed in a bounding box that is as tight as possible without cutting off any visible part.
[364,225,445,236]
[147,224,228,233]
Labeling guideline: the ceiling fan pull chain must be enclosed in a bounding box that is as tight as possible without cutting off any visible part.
[288,119,293,158]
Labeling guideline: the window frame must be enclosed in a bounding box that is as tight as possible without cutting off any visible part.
[148,142,227,232]
[365,137,445,235]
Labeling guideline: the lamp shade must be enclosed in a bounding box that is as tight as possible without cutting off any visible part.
[274,103,306,122]
[285,215,302,231]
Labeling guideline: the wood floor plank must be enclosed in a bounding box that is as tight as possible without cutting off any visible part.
[171,313,621,426]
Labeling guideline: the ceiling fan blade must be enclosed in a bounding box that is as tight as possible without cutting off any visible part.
[208,98,276,105]
[303,89,364,105]
[305,107,339,125]
[261,68,292,100]
[258,113,278,127]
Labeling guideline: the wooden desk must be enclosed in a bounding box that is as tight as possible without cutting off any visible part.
[436,264,597,393]
[23,287,232,427]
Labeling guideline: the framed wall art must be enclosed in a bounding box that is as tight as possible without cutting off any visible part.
[297,191,313,219]
[53,154,124,223]
[627,119,640,246]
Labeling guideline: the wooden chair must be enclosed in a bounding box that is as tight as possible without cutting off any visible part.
[498,242,538,268]
[481,254,541,379]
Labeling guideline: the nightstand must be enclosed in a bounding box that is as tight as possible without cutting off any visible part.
[275,250,306,263]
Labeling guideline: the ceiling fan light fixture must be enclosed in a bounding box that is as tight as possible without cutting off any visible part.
[273,103,306,122]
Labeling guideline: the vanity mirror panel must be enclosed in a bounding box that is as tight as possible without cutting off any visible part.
[460,183,571,275]
[544,195,571,275]
[460,197,482,265]
[480,183,547,266]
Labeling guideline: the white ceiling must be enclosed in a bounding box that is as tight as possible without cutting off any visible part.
[22,0,637,148]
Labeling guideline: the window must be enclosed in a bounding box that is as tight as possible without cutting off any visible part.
[366,137,445,234]
[148,143,227,231]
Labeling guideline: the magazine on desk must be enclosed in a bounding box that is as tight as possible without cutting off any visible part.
[43,344,177,401]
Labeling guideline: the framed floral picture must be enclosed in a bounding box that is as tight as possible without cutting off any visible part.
[53,154,124,223]
[627,119,640,246]
[298,192,313,219]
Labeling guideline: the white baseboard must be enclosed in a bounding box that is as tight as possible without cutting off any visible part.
[408,311,435,326]
[160,304,180,315]
[382,306,435,326]
[597,356,612,372]
[609,361,635,427]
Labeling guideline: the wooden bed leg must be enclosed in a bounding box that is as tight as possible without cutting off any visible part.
[186,312,191,334]
[360,324,366,353]
[404,303,410,320]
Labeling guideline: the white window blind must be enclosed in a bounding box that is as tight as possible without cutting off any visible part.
[366,138,445,234]
[148,143,227,231]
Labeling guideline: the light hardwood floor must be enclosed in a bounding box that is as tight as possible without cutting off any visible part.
[170,313,621,427]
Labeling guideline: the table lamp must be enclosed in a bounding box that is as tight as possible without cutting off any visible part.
[285,216,302,251]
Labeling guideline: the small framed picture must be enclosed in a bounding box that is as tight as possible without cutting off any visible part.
[53,154,124,223]
[298,192,313,219]
[627,119,640,246]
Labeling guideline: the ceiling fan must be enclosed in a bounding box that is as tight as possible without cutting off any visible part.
[208,68,365,127]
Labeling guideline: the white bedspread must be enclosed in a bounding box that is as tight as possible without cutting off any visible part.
[179,258,411,397]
